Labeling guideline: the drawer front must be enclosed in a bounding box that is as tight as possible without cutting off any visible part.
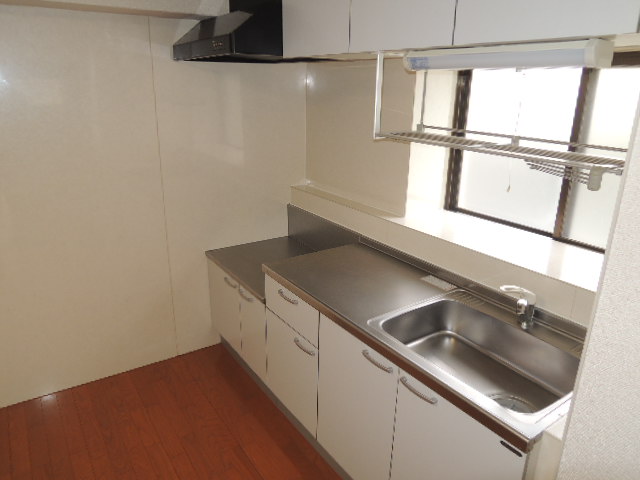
[265,275,319,346]
[266,310,318,436]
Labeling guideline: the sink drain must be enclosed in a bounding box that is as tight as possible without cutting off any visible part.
[489,394,535,414]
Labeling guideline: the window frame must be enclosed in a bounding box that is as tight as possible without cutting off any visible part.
[443,57,636,254]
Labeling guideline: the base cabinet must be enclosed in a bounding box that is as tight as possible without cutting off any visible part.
[208,262,242,353]
[266,309,318,435]
[238,286,267,382]
[208,262,266,379]
[391,370,526,480]
[317,315,398,480]
[211,268,529,479]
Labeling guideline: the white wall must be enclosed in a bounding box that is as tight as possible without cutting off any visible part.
[556,99,640,478]
[0,4,306,408]
[150,17,307,354]
[306,59,414,216]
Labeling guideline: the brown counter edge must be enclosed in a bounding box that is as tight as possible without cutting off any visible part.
[262,265,533,453]
[206,252,266,304]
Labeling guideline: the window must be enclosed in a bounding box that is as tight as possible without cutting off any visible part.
[442,63,640,251]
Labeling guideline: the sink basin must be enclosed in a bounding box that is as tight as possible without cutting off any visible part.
[369,294,581,415]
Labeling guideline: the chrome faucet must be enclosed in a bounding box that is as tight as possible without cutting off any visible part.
[499,285,537,330]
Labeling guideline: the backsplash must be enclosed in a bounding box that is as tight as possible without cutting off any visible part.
[289,190,597,327]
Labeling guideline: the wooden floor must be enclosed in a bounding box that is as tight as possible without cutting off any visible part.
[0,345,341,480]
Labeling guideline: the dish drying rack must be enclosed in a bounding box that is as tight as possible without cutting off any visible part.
[373,53,626,191]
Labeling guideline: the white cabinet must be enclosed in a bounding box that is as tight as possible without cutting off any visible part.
[282,0,350,57]
[265,276,319,346]
[264,277,320,435]
[349,0,456,53]
[207,262,266,379]
[266,309,318,434]
[454,0,640,46]
[283,0,458,56]
[317,314,398,480]
[208,262,241,353]
[238,286,267,382]
[391,370,526,480]
[213,269,528,479]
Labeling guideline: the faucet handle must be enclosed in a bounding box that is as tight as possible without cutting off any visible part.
[499,285,537,304]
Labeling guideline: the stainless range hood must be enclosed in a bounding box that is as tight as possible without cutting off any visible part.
[172,0,283,63]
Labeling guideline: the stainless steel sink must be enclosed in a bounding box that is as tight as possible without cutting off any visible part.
[368,291,582,417]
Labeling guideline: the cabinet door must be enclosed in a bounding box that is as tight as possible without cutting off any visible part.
[207,262,241,353]
[454,0,640,45]
[349,0,456,53]
[317,315,397,480]
[266,309,318,435]
[392,370,526,480]
[282,0,350,57]
[239,286,267,382]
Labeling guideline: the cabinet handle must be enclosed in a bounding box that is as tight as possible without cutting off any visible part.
[362,349,393,374]
[224,277,238,289]
[500,441,524,457]
[278,288,299,305]
[238,287,254,303]
[294,337,316,356]
[400,376,438,405]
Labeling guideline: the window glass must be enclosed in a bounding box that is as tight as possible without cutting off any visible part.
[407,71,458,209]
[457,68,582,232]
[563,68,640,248]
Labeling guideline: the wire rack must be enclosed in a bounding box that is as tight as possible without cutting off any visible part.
[380,126,625,191]
[372,53,627,191]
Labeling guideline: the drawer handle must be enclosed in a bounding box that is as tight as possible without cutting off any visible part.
[362,349,393,374]
[500,441,523,457]
[294,337,316,356]
[400,376,438,405]
[224,277,238,289]
[278,288,299,305]
[238,288,254,303]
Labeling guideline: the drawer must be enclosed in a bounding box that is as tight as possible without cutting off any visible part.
[265,275,319,346]
[266,310,318,436]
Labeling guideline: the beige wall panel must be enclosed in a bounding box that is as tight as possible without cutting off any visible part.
[306,60,414,216]
[149,18,307,354]
[0,6,177,408]
[557,104,640,478]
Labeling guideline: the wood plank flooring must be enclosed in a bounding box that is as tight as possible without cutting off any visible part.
[0,345,341,480]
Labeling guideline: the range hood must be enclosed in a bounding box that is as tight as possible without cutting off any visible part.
[173,0,282,62]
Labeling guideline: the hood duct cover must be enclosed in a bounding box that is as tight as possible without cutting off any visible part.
[173,0,283,62]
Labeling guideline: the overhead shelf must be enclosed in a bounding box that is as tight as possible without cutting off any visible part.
[380,126,625,190]
[373,52,627,191]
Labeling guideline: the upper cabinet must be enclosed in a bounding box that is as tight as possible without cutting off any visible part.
[454,0,640,46]
[284,0,640,58]
[349,0,456,53]
[282,0,350,57]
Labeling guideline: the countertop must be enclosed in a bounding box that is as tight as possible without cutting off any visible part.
[263,243,446,323]
[206,237,313,303]
[263,243,571,452]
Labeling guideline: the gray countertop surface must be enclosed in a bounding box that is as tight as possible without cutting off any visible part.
[262,243,568,452]
[263,243,445,324]
[207,238,569,452]
[206,236,314,303]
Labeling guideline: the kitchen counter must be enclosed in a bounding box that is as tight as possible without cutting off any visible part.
[263,243,574,452]
[263,243,446,323]
[206,236,313,303]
